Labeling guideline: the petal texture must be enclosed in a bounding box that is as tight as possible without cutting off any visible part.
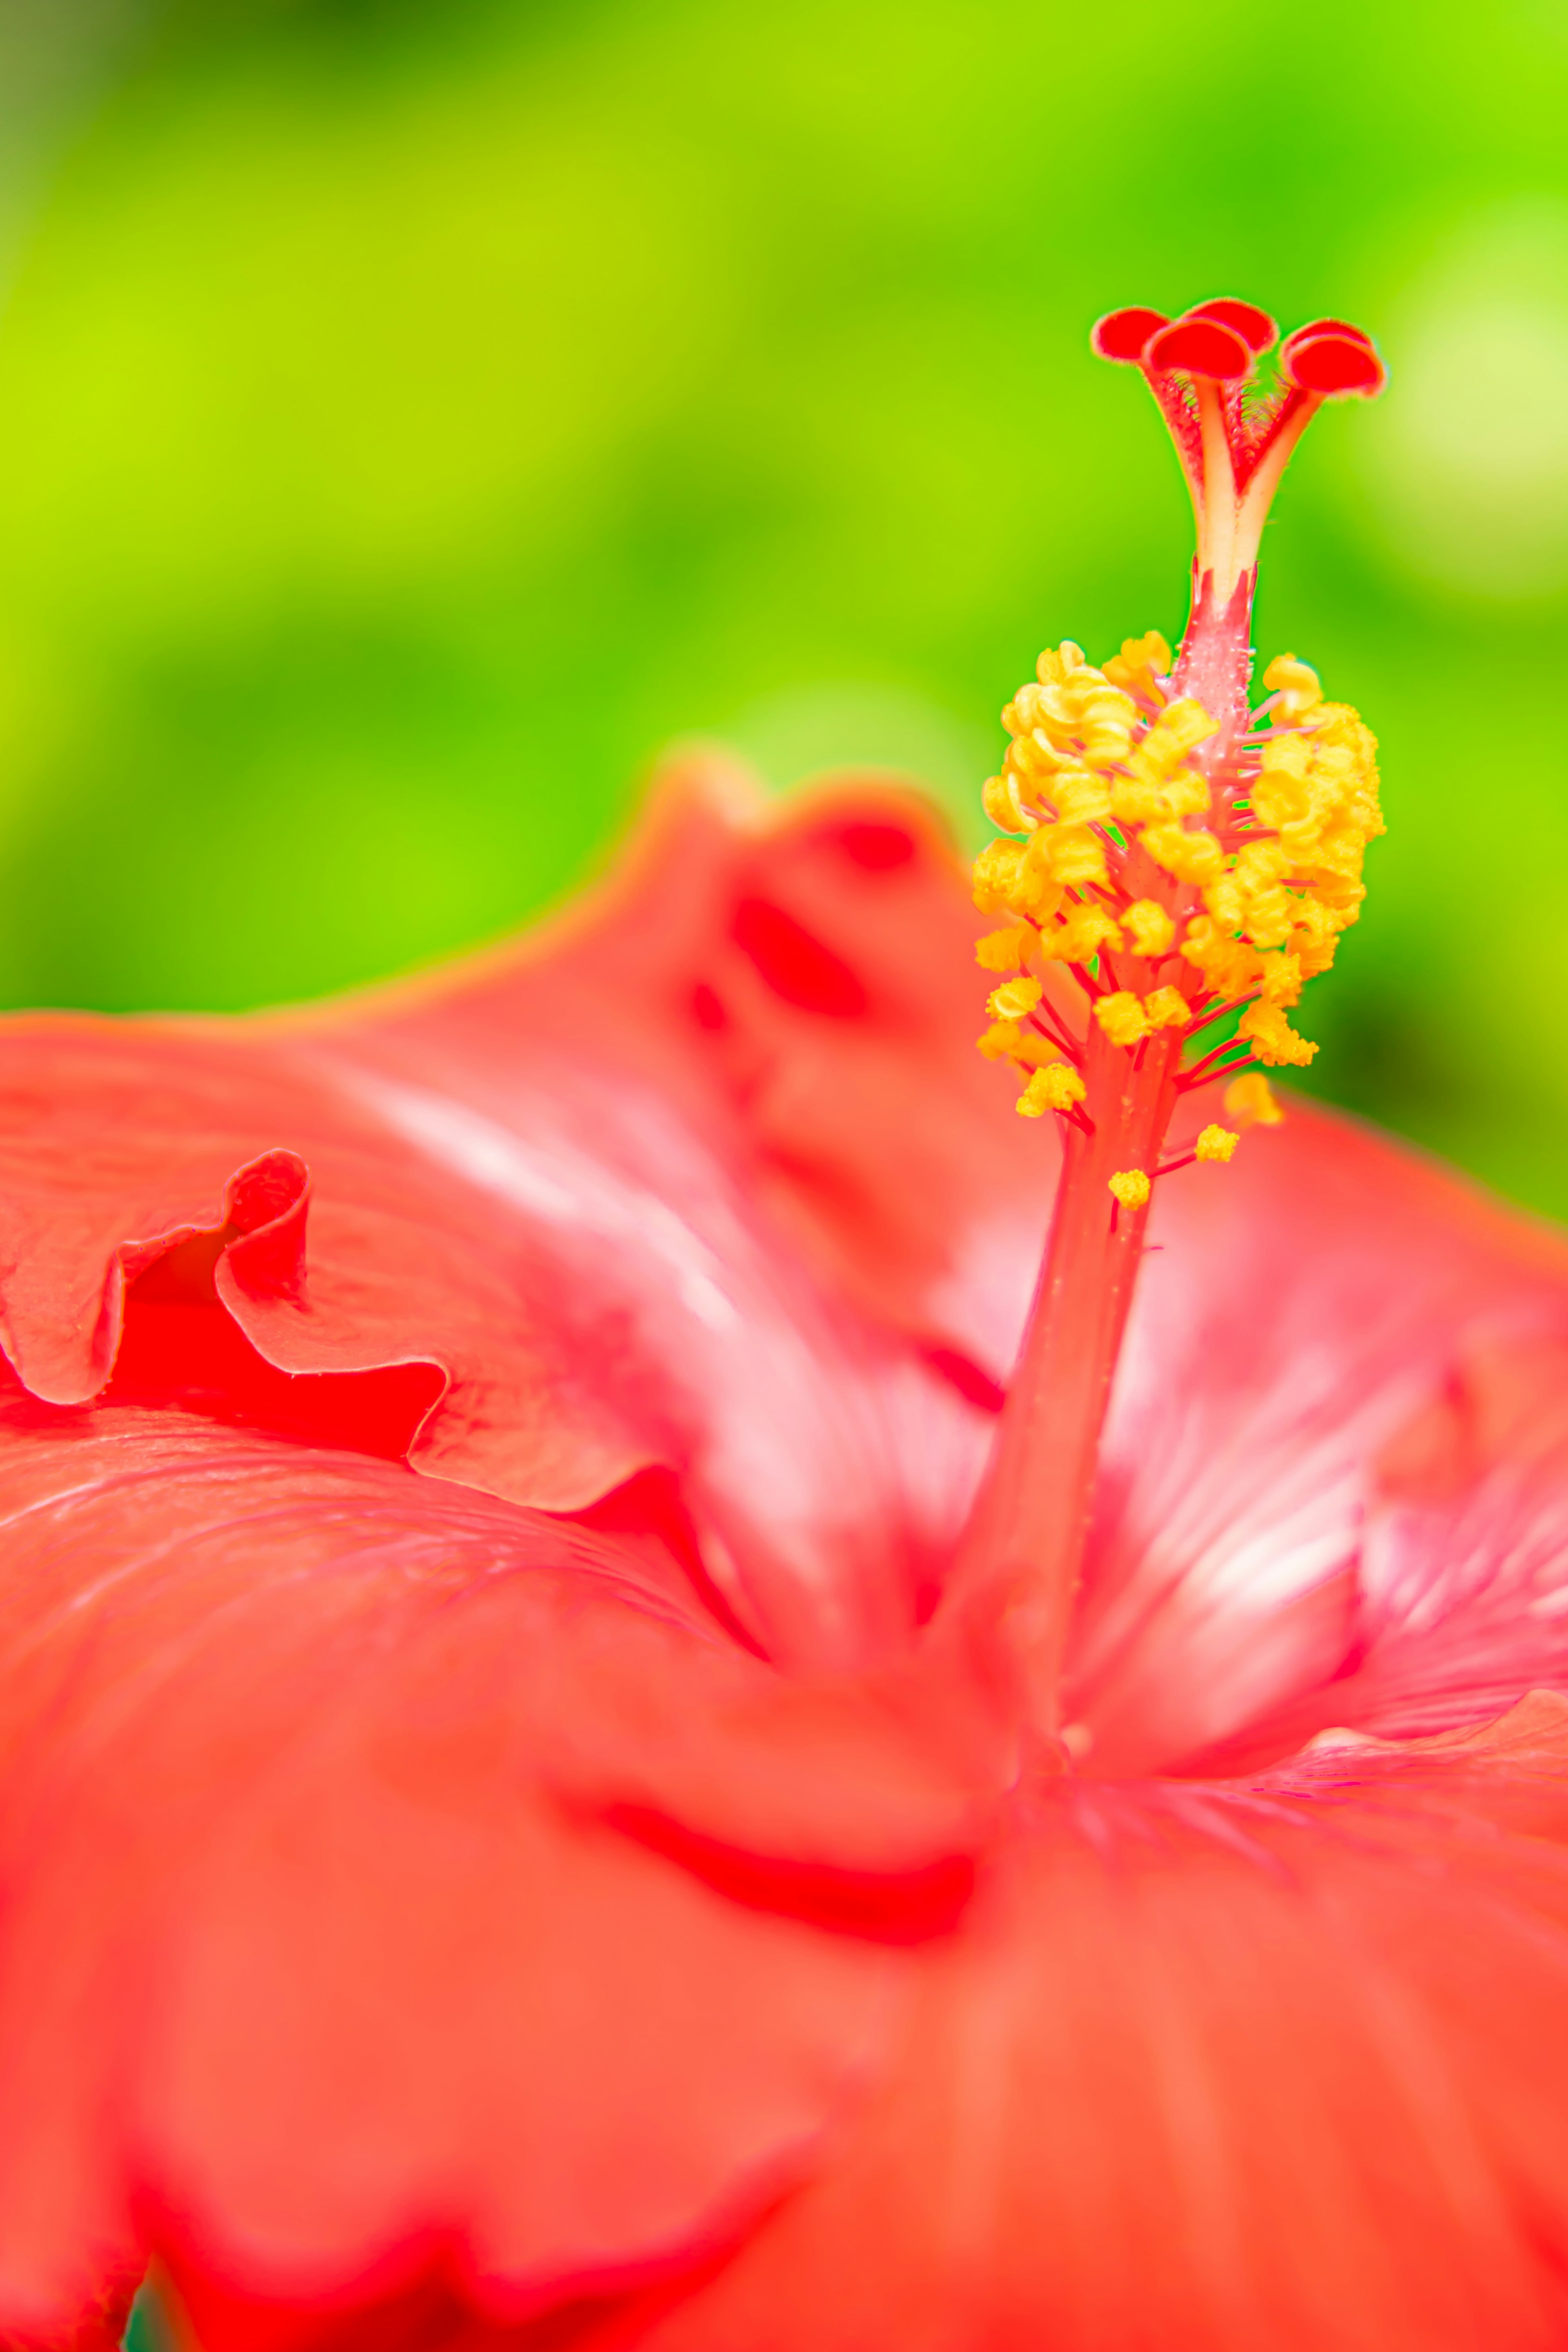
[641,1703,1568,2352]
[0,1389,1013,2342]
[0,764,1039,1672]
[1069,1105,1568,1773]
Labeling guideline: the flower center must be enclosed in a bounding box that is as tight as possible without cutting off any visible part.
[958,297,1385,1744]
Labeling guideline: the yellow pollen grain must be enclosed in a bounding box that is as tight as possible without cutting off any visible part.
[977,1020,1022,1061]
[982,774,1033,833]
[1040,825,1110,891]
[1224,1072,1284,1127]
[972,838,1025,913]
[1094,991,1149,1048]
[978,1019,1063,1071]
[1108,1168,1151,1209]
[1035,904,1122,962]
[989,976,1042,1020]
[1049,771,1114,825]
[1140,822,1225,886]
[1195,1124,1239,1163]
[1263,653,1323,723]
[976,927,1033,972]
[1018,1062,1087,1117]
[1238,1001,1317,1068]
[1103,630,1172,702]
[1143,986,1188,1031]
[1124,899,1176,957]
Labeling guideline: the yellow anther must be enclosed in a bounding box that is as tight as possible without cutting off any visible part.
[980,1020,1061,1070]
[1234,837,1292,890]
[1161,769,1212,819]
[977,640,1379,1099]
[1195,1124,1239,1163]
[1123,899,1176,958]
[1036,642,1087,686]
[1005,861,1067,924]
[972,838,1025,913]
[1260,951,1303,1005]
[989,976,1042,1020]
[1238,886,1296,952]
[1040,825,1111,891]
[1103,630,1172,702]
[1111,766,1211,826]
[977,1019,1022,1061]
[1109,776,1165,826]
[1224,1071,1284,1127]
[1094,991,1149,1048]
[982,773,1031,833]
[1018,1062,1087,1116]
[976,927,1033,972]
[1008,647,1140,775]
[1048,771,1114,825]
[1262,653,1323,723]
[1187,934,1263,999]
[1238,1000,1317,1067]
[1036,904,1123,962]
[1128,698,1217,780]
[1140,822,1226,886]
[1108,1168,1151,1210]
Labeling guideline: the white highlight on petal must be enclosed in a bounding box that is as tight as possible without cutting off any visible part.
[340,1058,988,1665]
[360,1078,741,1334]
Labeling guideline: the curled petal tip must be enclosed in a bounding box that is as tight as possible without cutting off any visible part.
[1183,297,1279,354]
[1091,306,1170,363]
[1282,326,1386,397]
[1143,314,1253,381]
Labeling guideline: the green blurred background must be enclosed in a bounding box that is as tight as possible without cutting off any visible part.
[0,0,1566,1210]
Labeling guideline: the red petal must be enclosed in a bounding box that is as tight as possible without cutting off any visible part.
[1143,316,1253,381]
[303,764,1054,1661]
[0,768,1035,1670]
[1281,329,1386,396]
[1089,306,1170,363]
[641,1715,1568,2349]
[1182,297,1279,354]
[1067,1097,1568,1775]
[0,1404,1009,2337]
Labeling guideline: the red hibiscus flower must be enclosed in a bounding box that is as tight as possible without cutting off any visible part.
[7,301,1568,2352]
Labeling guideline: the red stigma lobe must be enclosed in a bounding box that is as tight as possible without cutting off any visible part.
[1089,294,1386,599]
[1091,307,1171,362]
[1144,315,1254,381]
[1282,327,1387,395]
[1183,298,1279,354]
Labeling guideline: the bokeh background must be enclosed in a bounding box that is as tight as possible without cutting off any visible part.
[0,0,1566,1210]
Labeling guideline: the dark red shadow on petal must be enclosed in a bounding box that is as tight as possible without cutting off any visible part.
[918,1341,1006,1415]
[91,1198,446,1459]
[106,1261,442,1461]
[604,1802,976,1944]
[730,897,868,1017]
[568,1466,769,1659]
[687,979,728,1032]
[834,818,917,873]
